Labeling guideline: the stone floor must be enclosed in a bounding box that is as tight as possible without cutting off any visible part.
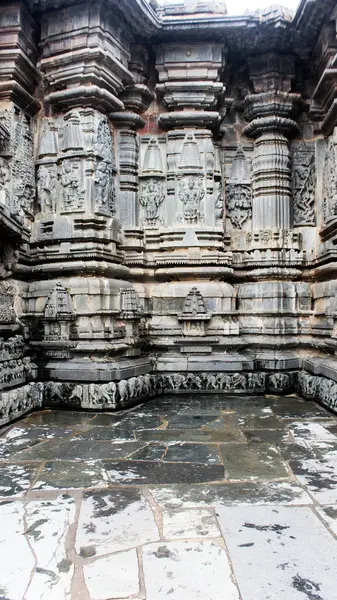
[1,394,337,599]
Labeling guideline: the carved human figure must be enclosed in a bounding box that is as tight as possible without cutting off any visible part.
[178,176,205,223]
[60,160,83,211]
[0,158,10,204]
[226,183,252,228]
[139,179,165,225]
[37,165,57,213]
[95,161,110,207]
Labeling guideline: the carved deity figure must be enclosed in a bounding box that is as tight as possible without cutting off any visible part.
[226,183,252,228]
[323,142,337,224]
[95,161,110,207]
[37,165,57,213]
[60,160,84,212]
[178,176,205,223]
[139,179,165,225]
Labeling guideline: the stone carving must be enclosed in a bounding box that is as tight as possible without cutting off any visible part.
[142,138,164,175]
[226,148,252,229]
[0,293,16,324]
[226,184,252,228]
[267,372,292,393]
[323,142,337,224]
[139,178,165,225]
[43,282,75,341]
[162,372,267,393]
[37,165,58,213]
[96,117,115,166]
[120,288,141,317]
[61,111,84,152]
[178,287,211,336]
[60,159,85,212]
[292,144,316,226]
[11,116,35,219]
[0,383,43,427]
[94,161,115,216]
[0,357,33,390]
[178,175,205,223]
[44,374,161,411]
[0,158,10,207]
[297,371,318,399]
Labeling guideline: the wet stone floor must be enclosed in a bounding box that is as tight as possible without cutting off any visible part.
[1,394,337,599]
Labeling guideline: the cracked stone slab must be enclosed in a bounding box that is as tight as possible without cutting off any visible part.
[76,489,159,557]
[33,461,109,490]
[130,442,222,464]
[0,463,39,497]
[221,443,290,481]
[24,494,76,600]
[0,500,35,599]
[0,426,74,459]
[136,428,246,444]
[290,453,337,504]
[150,481,313,509]
[217,505,337,600]
[103,459,225,484]
[162,508,221,539]
[12,439,143,461]
[289,422,337,443]
[83,548,139,600]
[142,540,240,600]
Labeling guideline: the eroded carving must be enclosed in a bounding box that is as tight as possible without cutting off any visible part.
[37,164,58,213]
[60,159,85,212]
[292,144,315,226]
[178,175,205,223]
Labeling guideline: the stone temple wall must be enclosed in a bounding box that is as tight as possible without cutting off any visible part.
[1,0,337,423]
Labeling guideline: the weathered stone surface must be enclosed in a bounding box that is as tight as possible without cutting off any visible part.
[142,541,240,600]
[76,489,159,556]
[83,549,139,600]
[217,506,337,600]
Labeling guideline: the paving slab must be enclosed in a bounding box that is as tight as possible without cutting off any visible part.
[142,541,240,600]
[0,462,39,497]
[136,427,246,443]
[150,481,313,509]
[217,505,337,600]
[0,396,336,600]
[0,500,35,599]
[83,549,139,600]
[104,459,225,484]
[76,489,159,557]
[221,443,290,480]
[13,439,144,461]
[162,508,221,538]
[33,460,109,490]
[24,495,76,600]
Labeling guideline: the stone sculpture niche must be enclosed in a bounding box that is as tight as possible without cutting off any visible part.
[226,147,252,229]
[43,282,75,343]
[139,138,165,227]
[178,287,212,336]
[177,134,205,224]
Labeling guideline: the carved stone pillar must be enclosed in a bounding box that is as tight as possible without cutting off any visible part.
[244,54,300,231]
[152,41,231,274]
